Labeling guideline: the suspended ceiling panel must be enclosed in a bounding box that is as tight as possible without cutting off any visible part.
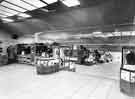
[0,0,135,37]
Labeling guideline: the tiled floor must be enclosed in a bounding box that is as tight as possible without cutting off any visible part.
[0,63,133,99]
[75,62,121,80]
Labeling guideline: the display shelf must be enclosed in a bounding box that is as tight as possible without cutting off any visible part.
[17,55,32,65]
[120,46,135,97]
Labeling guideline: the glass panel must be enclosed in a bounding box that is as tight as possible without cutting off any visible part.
[43,0,58,4]
[1,2,27,12]
[0,6,19,15]
[6,0,36,11]
[61,0,80,7]
[22,0,47,8]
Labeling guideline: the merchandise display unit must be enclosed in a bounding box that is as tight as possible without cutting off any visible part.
[60,45,76,72]
[35,43,62,74]
[0,53,8,66]
[16,44,34,65]
[120,46,135,97]
[0,47,8,65]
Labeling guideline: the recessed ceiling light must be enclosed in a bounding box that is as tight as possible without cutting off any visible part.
[61,0,80,7]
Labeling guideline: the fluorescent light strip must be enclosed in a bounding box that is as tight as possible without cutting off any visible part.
[6,0,36,11]
[0,6,19,15]
[1,2,27,12]
[61,0,80,7]
[22,0,47,8]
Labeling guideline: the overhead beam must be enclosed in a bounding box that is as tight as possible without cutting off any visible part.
[39,0,49,5]
[4,0,29,11]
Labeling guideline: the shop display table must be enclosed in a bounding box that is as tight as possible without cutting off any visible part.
[120,65,135,96]
[120,46,135,97]
[35,57,60,74]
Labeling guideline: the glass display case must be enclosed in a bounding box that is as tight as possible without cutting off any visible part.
[35,43,62,74]
[16,44,34,65]
[120,46,135,97]
[60,45,76,72]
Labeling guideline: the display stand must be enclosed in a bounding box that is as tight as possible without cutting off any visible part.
[120,46,135,97]
[16,44,34,65]
[35,43,62,74]
[35,57,60,74]
[60,45,76,72]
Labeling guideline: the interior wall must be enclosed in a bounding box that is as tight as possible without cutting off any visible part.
[0,30,12,41]
[0,30,15,54]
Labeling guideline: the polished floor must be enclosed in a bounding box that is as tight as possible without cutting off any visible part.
[0,63,133,99]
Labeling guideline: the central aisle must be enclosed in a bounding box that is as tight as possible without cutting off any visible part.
[0,64,132,99]
[75,62,121,80]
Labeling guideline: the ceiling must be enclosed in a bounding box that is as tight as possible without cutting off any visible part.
[0,0,135,37]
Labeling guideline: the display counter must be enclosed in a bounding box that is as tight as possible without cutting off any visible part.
[120,46,135,97]
[35,56,60,74]
[120,65,135,96]
[17,55,32,65]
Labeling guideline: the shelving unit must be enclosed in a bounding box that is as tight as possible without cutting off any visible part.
[17,55,32,65]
